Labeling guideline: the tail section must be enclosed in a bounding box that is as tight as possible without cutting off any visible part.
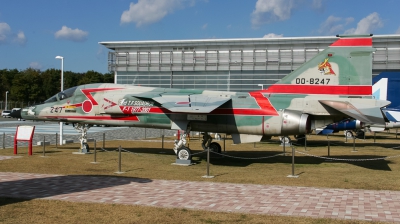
[373,72,400,122]
[265,35,374,96]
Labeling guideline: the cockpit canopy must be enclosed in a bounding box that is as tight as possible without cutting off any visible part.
[44,86,78,103]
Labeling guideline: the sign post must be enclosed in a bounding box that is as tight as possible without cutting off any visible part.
[14,126,35,155]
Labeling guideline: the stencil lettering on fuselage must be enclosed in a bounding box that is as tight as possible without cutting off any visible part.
[291,61,339,85]
[118,99,154,107]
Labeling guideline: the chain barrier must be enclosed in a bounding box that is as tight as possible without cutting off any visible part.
[120,148,141,156]
[100,145,400,162]
[99,145,400,162]
[191,151,206,156]
[292,142,323,147]
[96,135,400,162]
[291,137,379,147]
[99,147,116,152]
[295,150,400,162]
[210,150,285,160]
[99,146,284,160]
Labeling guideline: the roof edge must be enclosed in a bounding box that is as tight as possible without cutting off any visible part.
[99,34,400,46]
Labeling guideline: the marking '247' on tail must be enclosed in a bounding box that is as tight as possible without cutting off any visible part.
[265,35,375,96]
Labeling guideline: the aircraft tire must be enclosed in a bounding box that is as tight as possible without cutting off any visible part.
[280,136,291,144]
[83,143,89,152]
[209,142,222,153]
[345,131,354,139]
[177,146,192,160]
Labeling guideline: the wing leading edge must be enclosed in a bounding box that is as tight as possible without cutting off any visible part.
[132,93,232,113]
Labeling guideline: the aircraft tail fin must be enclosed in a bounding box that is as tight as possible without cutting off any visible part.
[373,72,400,109]
[372,72,400,122]
[265,35,375,96]
[372,78,388,100]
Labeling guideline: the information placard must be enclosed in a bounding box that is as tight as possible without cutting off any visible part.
[14,125,35,155]
[16,126,35,141]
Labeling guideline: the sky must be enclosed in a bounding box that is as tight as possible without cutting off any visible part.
[1,0,399,74]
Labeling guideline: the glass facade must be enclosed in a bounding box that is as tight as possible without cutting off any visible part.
[116,70,287,92]
[101,35,400,92]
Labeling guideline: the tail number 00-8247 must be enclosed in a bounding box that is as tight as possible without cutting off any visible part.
[295,78,330,84]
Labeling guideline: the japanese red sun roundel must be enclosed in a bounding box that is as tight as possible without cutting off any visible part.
[82,100,93,113]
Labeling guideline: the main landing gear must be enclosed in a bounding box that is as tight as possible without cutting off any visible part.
[73,123,92,153]
[173,128,222,160]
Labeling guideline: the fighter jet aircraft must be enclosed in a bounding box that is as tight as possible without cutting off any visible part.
[18,35,390,160]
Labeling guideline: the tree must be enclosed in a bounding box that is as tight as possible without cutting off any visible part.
[0,69,19,101]
[78,70,104,85]
[2,67,114,104]
[11,68,44,102]
[64,71,81,90]
[41,68,62,99]
[103,72,114,83]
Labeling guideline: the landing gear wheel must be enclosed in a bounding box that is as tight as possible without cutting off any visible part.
[209,142,222,153]
[177,146,192,160]
[345,131,354,139]
[280,136,291,145]
[82,143,89,152]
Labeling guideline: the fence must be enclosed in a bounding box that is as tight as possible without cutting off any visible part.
[0,101,39,111]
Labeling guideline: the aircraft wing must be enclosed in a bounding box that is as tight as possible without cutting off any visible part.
[132,93,231,113]
[319,100,390,125]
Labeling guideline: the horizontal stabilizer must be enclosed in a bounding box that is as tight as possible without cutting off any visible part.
[319,100,389,125]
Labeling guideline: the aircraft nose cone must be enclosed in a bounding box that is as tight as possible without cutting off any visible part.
[9,109,22,119]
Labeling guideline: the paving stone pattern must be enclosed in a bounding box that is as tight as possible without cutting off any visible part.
[0,171,399,222]
[2,121,400,222]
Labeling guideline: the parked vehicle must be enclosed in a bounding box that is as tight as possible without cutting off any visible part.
[1,110,11,118]
[10,108,24,121]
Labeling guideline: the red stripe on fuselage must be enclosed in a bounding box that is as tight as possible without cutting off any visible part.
[116,92,279,116]
[330,38,372,47]
[44,115,139,121]
[81,88,124,106]
[248,92,279,116]
[115,105,279,116]
[211,108,278,116]
[263,84,372,95]
[63,103,82,108]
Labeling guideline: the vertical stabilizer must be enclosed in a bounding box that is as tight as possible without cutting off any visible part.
[265,35,375,96]
[372,73,400,121]
[372,78,388,100]
[373,72,400,109]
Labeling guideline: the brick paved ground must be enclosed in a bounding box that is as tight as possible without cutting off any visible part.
[0,171,399,222]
